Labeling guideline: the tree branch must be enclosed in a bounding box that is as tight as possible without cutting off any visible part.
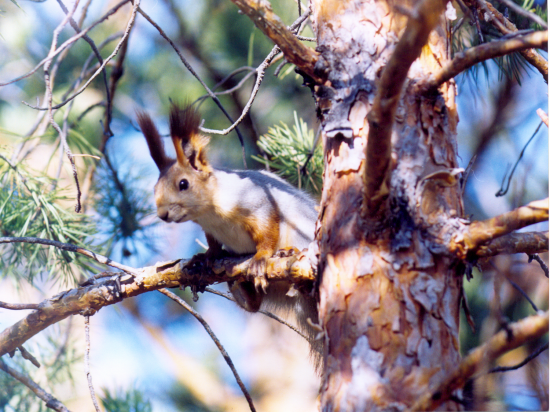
[449,198,549,258]
[0,253,314,358]
[424,30,548,90]
[159,289,256,412]
[228,0,323,83]
[475,231,549,258]
[481,0,548,81]
[409,311,549,411]
[362,0,448,218]
[0,237,138,275]
[0,359,71,412]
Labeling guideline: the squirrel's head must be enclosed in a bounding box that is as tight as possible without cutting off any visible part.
[137,103,214,223]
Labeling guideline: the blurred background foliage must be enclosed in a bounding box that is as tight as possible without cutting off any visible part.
[0,0,547,410]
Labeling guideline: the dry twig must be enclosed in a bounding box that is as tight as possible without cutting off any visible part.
[409,311,549,411]
[158,289,256,412]
[0,359,71,412]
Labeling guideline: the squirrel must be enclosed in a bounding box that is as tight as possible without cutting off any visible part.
[137,103,321,367]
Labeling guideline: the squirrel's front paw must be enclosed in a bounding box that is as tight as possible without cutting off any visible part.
[248,255,269,294]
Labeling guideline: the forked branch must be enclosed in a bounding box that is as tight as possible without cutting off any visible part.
[424,30,548,90]
[449,198,549,258]
[475,231,549,258]
[362,0,448,218]
[409,311,549,411]
[229,0,323,83]
[0,249,315,358]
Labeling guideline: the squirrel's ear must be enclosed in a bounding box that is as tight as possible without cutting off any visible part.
[169,103,211,173]
[136,111,172,171]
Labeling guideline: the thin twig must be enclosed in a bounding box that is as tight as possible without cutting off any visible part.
[0,236,138,275]
[0,359,71,412]
[23,0,138,111]
[0,302,40,310]
[493,0,547,29]
[489,342,549,373]
[424,31,548,90]
[528,254,549,278]
[205,287,309,341]
[496,121,543,197]
[17,346,41,368]
[409,311,549,411]
[158,288,257,412]
[0,0,131,88]
[56,0,112,135]
[84,316,101,412]
[536,108,549,127]
[137,7,248,168]
[503,275,539,312]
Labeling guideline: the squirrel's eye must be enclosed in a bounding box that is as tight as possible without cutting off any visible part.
[179,179,189,191]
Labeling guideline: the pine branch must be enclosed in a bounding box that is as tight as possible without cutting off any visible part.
[424,30,548,90]
[0,359,71,412]
[475,231,549,257]
[362,0,448,218]
[481,0,548,81]
[0,251,315,358]
[228,0,323,83]
[409,311,549,411]
[449,198,549,258]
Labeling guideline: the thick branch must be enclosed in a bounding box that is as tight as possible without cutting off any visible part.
[362,0,447,218]
[0,253,314,358]
[409,311,549,411]
[449,198,549,258]
[229,0,323,83]
[425,30,548,89]
[476,231,549,257]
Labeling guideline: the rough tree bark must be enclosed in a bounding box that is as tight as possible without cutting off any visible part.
[0,0,547,410]
[308,0,467,410]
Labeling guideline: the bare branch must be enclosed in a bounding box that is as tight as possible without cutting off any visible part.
[0,253,314,358]
[424,31,548,89]
[362,0,448,218]
[158,289,256,412]
[449,198,549,258]
[84,316,101,412]
[0,359,71,412]
[496,121,543,197]
[136,7,248,167]
[409,311,549,411]
[229,0,322,83]
[528,254,549,278]
[205,287,309,341]
[481,0,548,81]
[0,237,138,275]
[0,302,40,310]
[0,0,131,88]
[494,0,547,29]
[475,231,549,257]
[24,0,139,112]
[537,108,549,127]
[490,342,549,373]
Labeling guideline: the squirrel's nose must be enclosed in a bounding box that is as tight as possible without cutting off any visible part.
[158,211,169,221]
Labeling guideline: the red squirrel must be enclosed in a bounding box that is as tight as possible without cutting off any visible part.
[137,103,321,364]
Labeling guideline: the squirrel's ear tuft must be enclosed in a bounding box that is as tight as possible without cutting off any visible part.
[169,103,211,173]
[136,110,172,171]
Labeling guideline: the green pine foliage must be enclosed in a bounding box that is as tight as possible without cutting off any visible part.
[101,388,153,412]
[253,113,323,195]
[0,151,98,285]
[92,160,158,260]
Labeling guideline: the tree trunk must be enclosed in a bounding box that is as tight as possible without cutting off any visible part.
[311,0,464,410]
